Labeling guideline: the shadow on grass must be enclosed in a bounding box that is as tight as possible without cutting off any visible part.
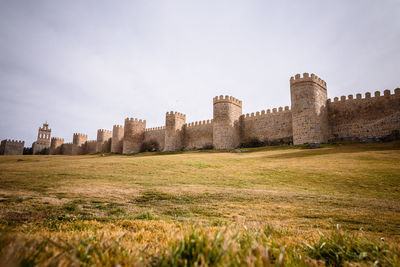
[262,141,400,159]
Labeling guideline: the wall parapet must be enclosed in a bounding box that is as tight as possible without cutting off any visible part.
[113,125,123,129]
[97,129,112,134]
[51,137,64,141]
[166,111,186,120]
[290,73,327,89]
[125,118,146,124]
[73,133,88,138]
[242,106,290,119]
[145,126,165,132]
[2,139,24,144]
[213,95,242,107]
[186,119,213,128]
[328,88,400,104]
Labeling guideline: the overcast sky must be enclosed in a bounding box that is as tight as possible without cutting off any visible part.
[1,0,399,145]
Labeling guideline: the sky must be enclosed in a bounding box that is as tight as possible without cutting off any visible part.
[0,0,399,145]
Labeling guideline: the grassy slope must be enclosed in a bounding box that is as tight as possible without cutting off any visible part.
[0,142,399,265]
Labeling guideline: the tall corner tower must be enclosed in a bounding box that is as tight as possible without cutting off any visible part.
[123,118,146,154]
[212,95,242,150]
[164,111,186,152]
[290,73,329,145]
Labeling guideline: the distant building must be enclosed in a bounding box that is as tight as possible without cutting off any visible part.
[32,122,51,154]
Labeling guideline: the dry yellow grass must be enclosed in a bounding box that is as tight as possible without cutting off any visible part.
[0,142,399,265]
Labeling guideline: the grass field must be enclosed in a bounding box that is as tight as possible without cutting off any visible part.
[0,142,399,266]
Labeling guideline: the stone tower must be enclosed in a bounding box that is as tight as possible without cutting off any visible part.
[72,133,88,155]
[212,95,242,149]
[32,122,51,154]
[111,125,124,153]
[73,133,88,146]
[164,111,186,151]
[96,129,112,153]
[50,137,64,155]
[123,118,146,154]
[290,73,329,145]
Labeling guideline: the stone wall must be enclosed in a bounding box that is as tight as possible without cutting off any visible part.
[0,139,24,155]
[24,72,400,155]
[84,140,97,154]
[61,143,74,155]
[184,120,213,150]
[144,127,165,151]
[328,89,400,141]
[240,107,293,145]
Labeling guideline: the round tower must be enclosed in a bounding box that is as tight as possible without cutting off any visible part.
[212,95,242,150]
[73,133,88,146]
[164,111,186,152]
[123,118,146,154]
[290,73,329,145]
[111,125,124,153]
[96,129,112,153]
[213,95,242,149]
[50,137,64,155]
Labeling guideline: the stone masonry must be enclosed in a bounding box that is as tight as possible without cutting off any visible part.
[0,140,24,155]
[12,72,399,156]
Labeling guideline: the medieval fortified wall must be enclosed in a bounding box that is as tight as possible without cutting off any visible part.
[1,72,399,155]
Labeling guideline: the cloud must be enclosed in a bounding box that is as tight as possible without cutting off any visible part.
[0,0,399,144]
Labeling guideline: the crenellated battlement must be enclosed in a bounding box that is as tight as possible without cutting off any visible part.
[145,126,166,132]
[73,133,88,138]
[166,111,186,120]
[328,88,400,104]
[125,117,146,125]
[290,73,327,89]
[97,129,112,134]
[242,106,291,119]
[22,72,399,155]
[186,119,213,128]
[213,95,242,107]
[3,139,24,144]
